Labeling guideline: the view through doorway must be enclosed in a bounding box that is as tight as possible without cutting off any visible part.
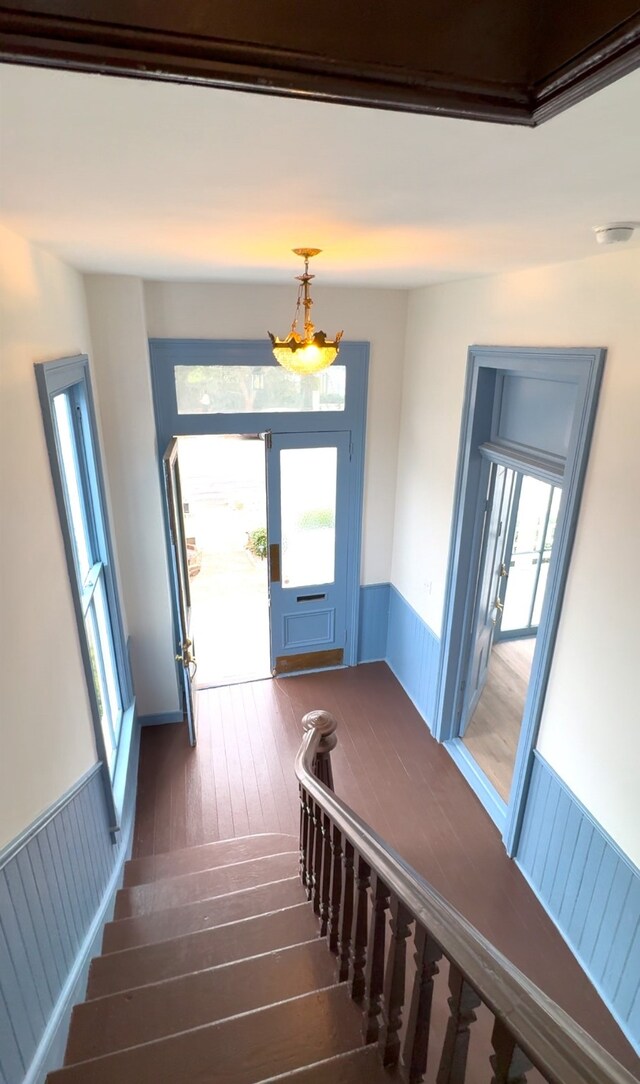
[461,470,561,801]
[177,434,270,688]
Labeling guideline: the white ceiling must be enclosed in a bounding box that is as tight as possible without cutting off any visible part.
[1,62,639,287]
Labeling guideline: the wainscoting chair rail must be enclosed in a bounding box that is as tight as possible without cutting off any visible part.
[295,710,637,1084]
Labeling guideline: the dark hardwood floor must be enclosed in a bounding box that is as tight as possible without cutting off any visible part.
[133,662,639,1075]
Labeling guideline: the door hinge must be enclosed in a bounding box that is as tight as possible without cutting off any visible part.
[261,429,272,450]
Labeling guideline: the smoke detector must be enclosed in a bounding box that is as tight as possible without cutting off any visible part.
[593,222,636,245]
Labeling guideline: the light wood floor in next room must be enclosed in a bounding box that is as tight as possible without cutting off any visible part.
[132,662,639,1076]
[463,638,536,801]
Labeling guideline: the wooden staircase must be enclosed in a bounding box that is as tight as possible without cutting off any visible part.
[48,712,638,1084]
[48,832,391,1083]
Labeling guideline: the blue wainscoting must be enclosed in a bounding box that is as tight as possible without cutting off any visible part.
[0,729,140,1084]
[517,752,640,1051]
[357,584,390,662]
[386,585,441,729]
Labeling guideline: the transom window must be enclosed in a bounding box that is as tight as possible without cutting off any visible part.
[175,364,346,414]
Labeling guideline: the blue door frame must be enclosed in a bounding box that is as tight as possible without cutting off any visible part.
[148,339,369,693]
[433,346,605,853]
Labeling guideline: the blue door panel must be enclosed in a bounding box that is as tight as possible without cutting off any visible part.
[267,430,351,673]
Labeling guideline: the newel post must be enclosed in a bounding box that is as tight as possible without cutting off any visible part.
[299,710,339,911]
[302,709,338,790]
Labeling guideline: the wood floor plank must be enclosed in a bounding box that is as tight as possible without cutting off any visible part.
[132,662,638,1074]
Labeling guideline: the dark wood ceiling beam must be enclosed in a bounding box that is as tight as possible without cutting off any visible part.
[0,3,639,125]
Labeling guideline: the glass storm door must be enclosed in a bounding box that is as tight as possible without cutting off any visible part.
[266,431,351,675]
[459,463,514,735]
[163,438,197,745]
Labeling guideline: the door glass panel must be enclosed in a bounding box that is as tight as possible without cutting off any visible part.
[280,447,337,588]
[53,393,93,583]
[531,487,561,625]
[175,365,346,414]
[85,607,116,770]
[501,476,555,632]
[93,573,123,729]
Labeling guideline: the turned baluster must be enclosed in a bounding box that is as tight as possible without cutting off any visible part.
[364,874,391,1043]
[304,794,317,901]
[338,839,355,981]
[380,895,413,1066]
[404,924,443,1084]
[312,797,324,917]
[351,854,371,1002]
[319,810,332,935]
[328,823,343,954]
[436,963,482,1084]
[489,1018,532,1084]
[299,785,311,893]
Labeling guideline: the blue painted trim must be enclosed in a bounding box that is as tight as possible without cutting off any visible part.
[433,346,606,856]
[23,814,135,1084]
[0,764,101,873]
[386,585,440,730]
[138,710,184,726]
[34,355,135,834]
[148,339,369,675]
[0,716,140,1084]
[357,583,390,662]
[444,739,508,829]
[516,753,640,1053]
[528,754,639,879]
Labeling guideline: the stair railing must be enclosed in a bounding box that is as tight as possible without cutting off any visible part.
[295,710,638,1084]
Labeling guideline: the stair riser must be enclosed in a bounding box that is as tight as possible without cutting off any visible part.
[115,851,298,919]
[49,985,361,1084]
[66,941,338,1063]
[124,834,298,887]
[87,904,319,998]
[103,877,303,953]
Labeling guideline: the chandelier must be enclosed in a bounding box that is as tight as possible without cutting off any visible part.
[269,248,343,375]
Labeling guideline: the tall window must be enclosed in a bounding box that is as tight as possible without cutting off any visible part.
[36,356,129,788]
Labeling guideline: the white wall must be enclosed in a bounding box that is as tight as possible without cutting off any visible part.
[84,275,178,716]
[0,226,97,848]
[394,246,640,866]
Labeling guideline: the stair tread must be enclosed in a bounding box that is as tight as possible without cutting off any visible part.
[115,851,299,919]
[49,984,362,1083]
[66,940,339,1064]
[259,1046,394,1082]
[103,876,305,953]
[88,902,319,998]
[124,834,298,887]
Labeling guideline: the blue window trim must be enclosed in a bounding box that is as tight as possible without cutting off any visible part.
[148,338,369,679]
[35,355,134,838]
[433,346,605,855]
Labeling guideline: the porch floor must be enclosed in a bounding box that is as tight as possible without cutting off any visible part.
[133,662,639,1074]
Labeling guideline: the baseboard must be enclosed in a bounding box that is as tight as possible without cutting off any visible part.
[444,738,507,829]
[138,710,184,726]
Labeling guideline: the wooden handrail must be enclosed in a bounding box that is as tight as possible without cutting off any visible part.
[295,711,638,1084]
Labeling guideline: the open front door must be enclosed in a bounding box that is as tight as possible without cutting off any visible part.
[266,430,351,676]
[459,463,513,735]
[162,438,197,745]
